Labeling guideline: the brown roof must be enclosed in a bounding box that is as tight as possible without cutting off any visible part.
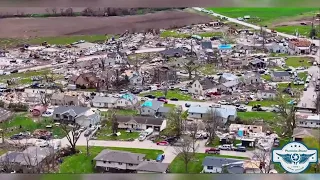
[292,128,320,139]
[81,72,98,83]
[289,39,311,47]
[115,115,164,126]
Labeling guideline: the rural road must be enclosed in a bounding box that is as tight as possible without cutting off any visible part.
[192,7,320,47]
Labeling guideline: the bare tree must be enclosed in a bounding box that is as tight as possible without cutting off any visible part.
[110,112,119,135]
[188,122,199,153]
[252,149,273,173]
[51,8,57,15]
[203,109,220,145]
[182,58,201,80]
[174,137,195,173]
[61,123,80,154]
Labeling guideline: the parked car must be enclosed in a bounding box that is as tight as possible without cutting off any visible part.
[156,141,169,146]
[156,154,165,162]
[165,136,178,144]
[205,148,220,154]
[218,144,234,151]
[10,134,24,140]
[10,69,18,73]
[158,99,168,103]
[209,103,221,108]
[233,146,247,152]
[144,95,156,99]
[35,139,49,148]
[185,103,191,107]
[273,139,280,147]
[218,100,230,105]
[170,98,179,101]
[252,104,267,111]
[138,134,147,141]
[236,106,247,112]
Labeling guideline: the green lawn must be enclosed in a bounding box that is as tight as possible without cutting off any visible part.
[248,100,279,107]
[237,112,278,122]
[206,8,318,25]
[140,90,195,101]
[261,74,271,81]
[270,53,289,57]
[197,32,222,37]
[274,25,320,38]
[164,104,176,108]
[0,149,8,156]
[277,83,304,90]
[285,57,313,68]
[160,30,190,38]
[298,71,308,80]
[95,127,140,141]
[169,153,248,173]
[0,35,111,47]
[199,64,216,75]
[1,115,66,138]
[59,146,163,173]
[101,109,138,117]
[0,69,50,80]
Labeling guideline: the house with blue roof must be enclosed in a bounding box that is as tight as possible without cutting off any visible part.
[92,93,138,109]
[140,100,167,116]
[188,106,237,124]
[218,44,233,54]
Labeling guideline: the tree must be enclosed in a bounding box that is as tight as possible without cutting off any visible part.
[174,137,194,173]
[166,106,184,137]
[60,123,81,154]
[182,58,201,80]
[252,149,273,173]
[274,92,299,137]
[188,122,199,153]
[109,111,119,134]
[203,109,220,145]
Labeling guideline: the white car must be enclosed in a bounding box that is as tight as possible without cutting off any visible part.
[218,100,229,105]
[138,134,147,141]
[35,140,49,148]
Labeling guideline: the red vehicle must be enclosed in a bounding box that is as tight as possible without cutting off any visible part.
[206,91,221,96]
[156,141,169,146]
[158,99,168,104]
[205,148,220,154]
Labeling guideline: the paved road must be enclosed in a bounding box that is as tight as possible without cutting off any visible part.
[192,7,320,47]
[297,65,320,109]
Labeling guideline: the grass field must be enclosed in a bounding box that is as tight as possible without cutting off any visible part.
[199,64,216,75]
[0,35,110,47]
[1,114,66,138]
[140,90,195,101]
[206,8,318,25]
[169,153,248,173]
[237,112,278,122]
[248,100,279,107]
[285,57,312,68]
[274,25,320,37]
[95,127,140,141]
[59,146,163,173]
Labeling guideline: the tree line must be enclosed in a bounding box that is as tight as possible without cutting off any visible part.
[0,8,185,18]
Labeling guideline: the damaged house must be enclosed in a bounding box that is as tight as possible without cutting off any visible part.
[152,65,177,84]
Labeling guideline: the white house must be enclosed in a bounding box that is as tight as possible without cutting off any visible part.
[188,78,217,96]
[140,100,164,116]
[296,113,320,128]
[202,156,244,174]
[116,115,166,131]
[288,39,311,54]
[270,71,291,82]
[188,106,237,124]
[92,93,138,109]
[94,150,169,173]
[218,81,239,92]
[256,89,277,99]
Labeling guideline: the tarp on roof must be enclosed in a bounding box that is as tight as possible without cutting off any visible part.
[121,93,135,101]
[218,44,232,50]
[142,101,153,107]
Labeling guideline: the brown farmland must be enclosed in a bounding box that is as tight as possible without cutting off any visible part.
[0,10,212,38]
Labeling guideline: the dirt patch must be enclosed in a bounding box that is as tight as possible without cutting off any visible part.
[271,16,316,27]
[0,10,211,38]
